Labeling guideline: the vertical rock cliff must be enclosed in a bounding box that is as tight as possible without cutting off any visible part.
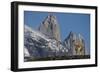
[38,14,61,42]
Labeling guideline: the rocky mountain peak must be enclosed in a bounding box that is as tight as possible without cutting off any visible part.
[63,32,85,56]
[38,14,61,42]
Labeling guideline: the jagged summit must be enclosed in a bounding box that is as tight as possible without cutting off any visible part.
[63,32,85,56]
[45,14,57,21]
[38,14,61,42]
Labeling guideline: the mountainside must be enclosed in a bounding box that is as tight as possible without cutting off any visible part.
[24,25,68,61]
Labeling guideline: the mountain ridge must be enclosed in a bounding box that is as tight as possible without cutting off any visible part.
[24,14,87,61]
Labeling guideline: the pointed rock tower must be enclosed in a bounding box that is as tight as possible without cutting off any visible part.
[63,32,85,56]
[38,14,61,42]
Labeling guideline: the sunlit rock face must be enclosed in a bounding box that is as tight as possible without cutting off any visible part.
[63,32,85,56]
[38,14,61,42]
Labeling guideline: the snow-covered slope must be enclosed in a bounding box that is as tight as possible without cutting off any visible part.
[24,25,68,61]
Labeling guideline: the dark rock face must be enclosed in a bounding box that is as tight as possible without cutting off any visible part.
[63,32,85,56]
[38,14,61,42]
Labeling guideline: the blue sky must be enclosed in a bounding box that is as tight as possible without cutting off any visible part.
[24,11,90,55]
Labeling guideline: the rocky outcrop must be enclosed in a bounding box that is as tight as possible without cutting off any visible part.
[63,32,85,56]
[38,14,61,42]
